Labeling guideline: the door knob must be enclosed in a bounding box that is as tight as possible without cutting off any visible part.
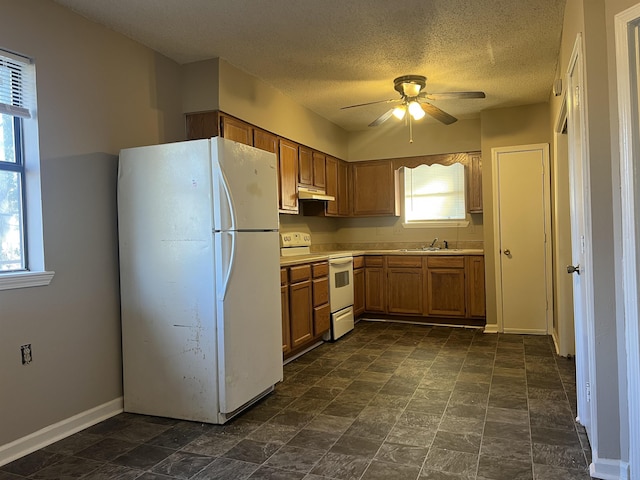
[503,249,511,256]
[567,264,581,275]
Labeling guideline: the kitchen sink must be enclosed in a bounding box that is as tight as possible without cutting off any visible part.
[398,247,441,252]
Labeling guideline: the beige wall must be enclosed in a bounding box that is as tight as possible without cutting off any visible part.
[0,0,184,446]
[348,118,481,161]
[479,103,551,328]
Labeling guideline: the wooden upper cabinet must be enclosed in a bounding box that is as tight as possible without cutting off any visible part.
[337,159,349,216]
[278,138,299,213]
[467,152,483,213]
[352,160,399,216]
[219,114,253,145]
[298,146,313,186]
[253,128,278,154]
[185,111,219,140]
[312,151,326,189]
[325,156,339,216]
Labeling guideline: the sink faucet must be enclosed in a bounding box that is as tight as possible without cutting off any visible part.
[429,237,438,248]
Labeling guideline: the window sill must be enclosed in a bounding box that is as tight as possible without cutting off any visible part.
[402,220,470,229]
[0,270,55,291]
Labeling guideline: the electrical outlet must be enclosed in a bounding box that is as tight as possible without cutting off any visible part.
[21,344,32,365]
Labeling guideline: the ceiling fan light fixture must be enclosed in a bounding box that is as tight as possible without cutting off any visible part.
[408,101,425,120]
[392,105,406,120]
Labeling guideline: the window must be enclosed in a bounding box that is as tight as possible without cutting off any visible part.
[402,163,469,227]
[0,48,53,289]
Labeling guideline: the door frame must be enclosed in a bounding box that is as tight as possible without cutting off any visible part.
[615,5,640,478]
[491,143,553,334]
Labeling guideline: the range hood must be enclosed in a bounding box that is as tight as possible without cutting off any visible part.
[298,186,335,202]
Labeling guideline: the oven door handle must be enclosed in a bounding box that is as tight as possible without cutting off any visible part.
[329,258,353,266]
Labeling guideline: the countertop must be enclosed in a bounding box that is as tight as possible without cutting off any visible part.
[279,249,484,266]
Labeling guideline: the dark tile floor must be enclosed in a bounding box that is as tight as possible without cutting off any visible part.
[1,320,592,480]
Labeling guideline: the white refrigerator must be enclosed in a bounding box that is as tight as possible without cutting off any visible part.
[117,137,283,424]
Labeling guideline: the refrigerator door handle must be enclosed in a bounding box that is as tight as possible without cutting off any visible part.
[220,230,237,301]
[215,160,237,231]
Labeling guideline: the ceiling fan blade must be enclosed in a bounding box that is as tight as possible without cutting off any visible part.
[422,91,486,100]
[421,102,458,125]
[341,98,398,110]
[369,108,395,127]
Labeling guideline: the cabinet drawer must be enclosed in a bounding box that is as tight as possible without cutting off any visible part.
[365,256,384,267]
[289,264,311,283]
[313,303,331,336]
[312,261,329,278]
[387,256,422,268]
[427,256,465,268]
[313,277,329,307]
[280,268,288,285]
[353,256,365,269]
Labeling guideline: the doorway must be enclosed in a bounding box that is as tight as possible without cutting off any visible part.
[491,144,552,334]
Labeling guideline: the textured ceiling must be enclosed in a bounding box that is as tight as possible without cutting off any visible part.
[53,0,566,132]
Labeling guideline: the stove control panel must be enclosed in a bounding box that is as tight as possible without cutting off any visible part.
[280,231,311,248]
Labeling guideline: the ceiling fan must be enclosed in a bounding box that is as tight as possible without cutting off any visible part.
[341,75,485,140]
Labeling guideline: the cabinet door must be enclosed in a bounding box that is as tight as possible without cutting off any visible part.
[325,156,339,216]
[253,128,278,154]
[467,152,483,213]
[298,146,313,186]
[185,111,219,140]
[289,280,313,348]
[312,277,329,307]
[352,160,397,216]
[427,268,466,316]
[278,139,299,213]
[466,256,486,317]
[281,284,291,353]
[337,160,349,216]
[220,114,253,145]
[313,303,331,336]
[387,268,423,315]
[365,267,385,313]
[353,268,365,317]
[313,151,326,189]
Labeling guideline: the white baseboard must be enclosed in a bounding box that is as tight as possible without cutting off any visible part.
[0,397,123,467]
[483,323,499,334]
[590,456,630,480]
[503,327,547,335]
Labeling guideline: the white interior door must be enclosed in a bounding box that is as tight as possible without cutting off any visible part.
[493,144,552,334]
[566,34,594,439]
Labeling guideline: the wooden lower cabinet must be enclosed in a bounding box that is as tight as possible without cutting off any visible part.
[353,265,365,318]
[426,256,466,317]
[358,254,485,321]
[466,256,486,317]
[289,279,313,348]
[365,256,385,313]
[282,261,331,359]
[281,283,291,353]
[387,256,423,315]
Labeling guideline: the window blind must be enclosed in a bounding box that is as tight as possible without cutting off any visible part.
[0,49,34,119]
[404,163,466,221]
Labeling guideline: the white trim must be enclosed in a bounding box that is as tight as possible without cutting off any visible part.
[615,5,640,480]
[483,323,498,334]
[0,397,123,467]
[0,270,54,290]
[491,144,553,334]
[590,456,630,480]
[503,327,547,335]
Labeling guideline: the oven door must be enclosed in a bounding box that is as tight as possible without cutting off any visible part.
[329,256,354,312]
